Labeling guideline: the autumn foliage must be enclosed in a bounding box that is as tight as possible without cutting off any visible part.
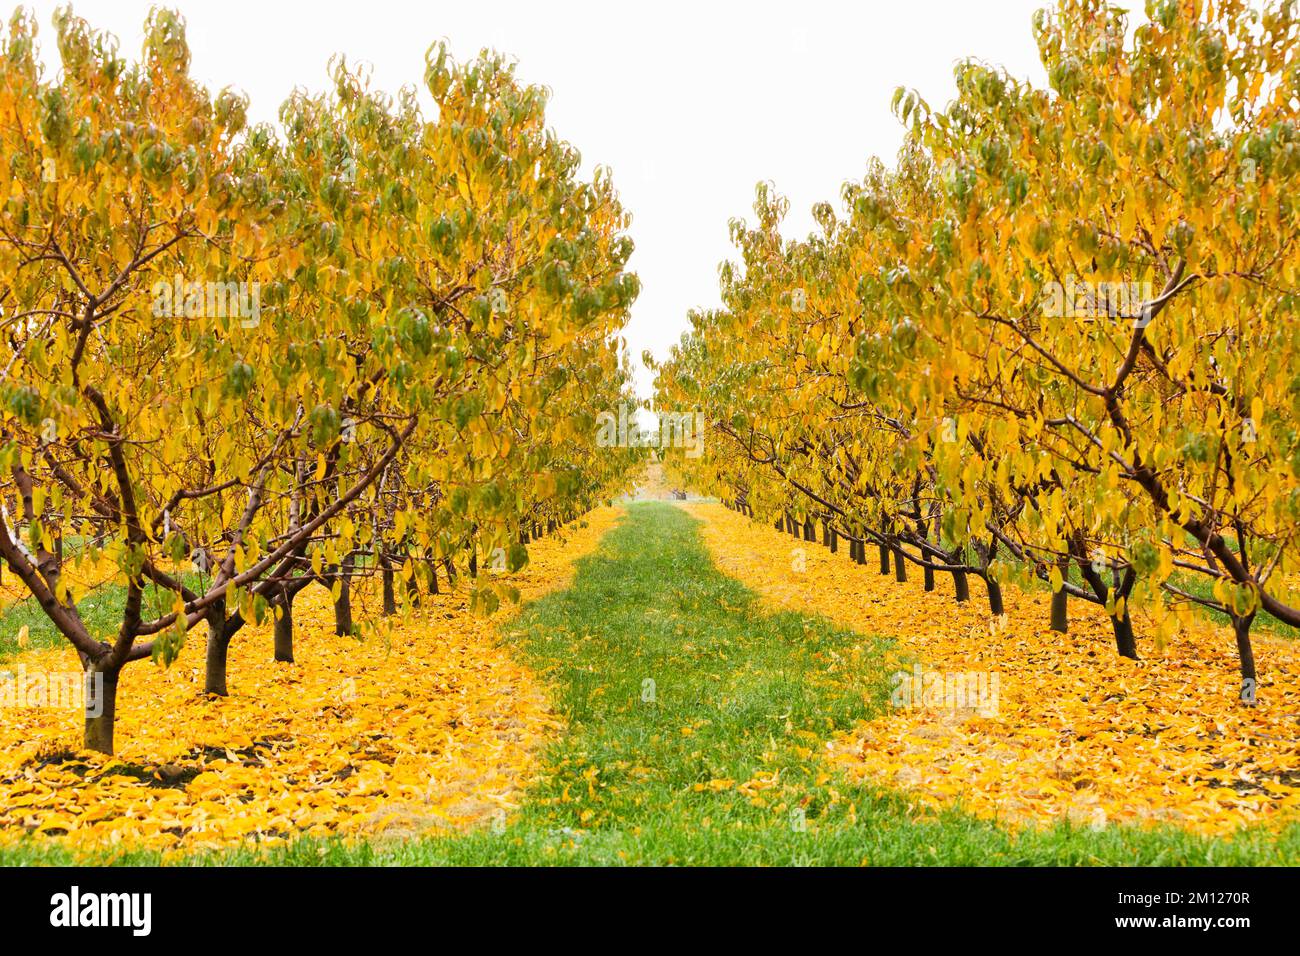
[0,8,642,754]
[655,0,1300,704]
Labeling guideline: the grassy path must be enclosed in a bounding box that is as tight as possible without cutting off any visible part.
[426,503,1297,865]
[4,503,1296,864]
[485,500,895,863]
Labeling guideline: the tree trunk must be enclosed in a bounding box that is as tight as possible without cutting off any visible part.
[204,600,231,696]
[923,564,934,592]
[1050,558,1069,633]
[334,556,354,637]
[953,569,970,603]
[985,576,1004,616]
[878,543,890,575]
[382,564,396,616]
[893,546,907,583]
[1232,613,1257,706]
[829,529,838,554]
[274,596,294,663]
[1111,608,1138,660]
[83,664,120,755]
[1050,587,1068,633]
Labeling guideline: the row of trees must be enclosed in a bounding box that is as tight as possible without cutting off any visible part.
[0,8,642,753]
[654,0,1300,703]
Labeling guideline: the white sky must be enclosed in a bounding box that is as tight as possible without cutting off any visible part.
[24,0,1049,401]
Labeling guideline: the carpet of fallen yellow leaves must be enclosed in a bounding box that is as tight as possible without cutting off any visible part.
[684,502,1300,835]
[0,507,623,857]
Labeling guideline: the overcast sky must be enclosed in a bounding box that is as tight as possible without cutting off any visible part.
[24,0,1050,401]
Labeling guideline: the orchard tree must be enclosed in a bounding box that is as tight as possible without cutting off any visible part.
[0,10,642,753]
[656,0,1300,703]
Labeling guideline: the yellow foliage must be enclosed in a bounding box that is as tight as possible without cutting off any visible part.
[688,503,1300,835]
[0,507,622,858]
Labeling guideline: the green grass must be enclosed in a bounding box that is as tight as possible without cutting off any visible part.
[0,574,205,662]
[2,503,1297,865]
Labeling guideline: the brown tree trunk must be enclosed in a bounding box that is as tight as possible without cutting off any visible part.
[985,576,1004,616]
[953,569,970,603]
[893,546,907,583]
[334,555,354,637]
[1050,558,1069,633]
[1050,588,1068,633]
[1076,555,1139,658]
[1110,569,1138,659]
[1233,613,1257,705]
[1111,609,1138,659]
[274,595,295,663]
[83,664,120,755]
[878,543,890,575]
[923,564,934,592]
[204,599,230,696]
[381,563,396,616]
